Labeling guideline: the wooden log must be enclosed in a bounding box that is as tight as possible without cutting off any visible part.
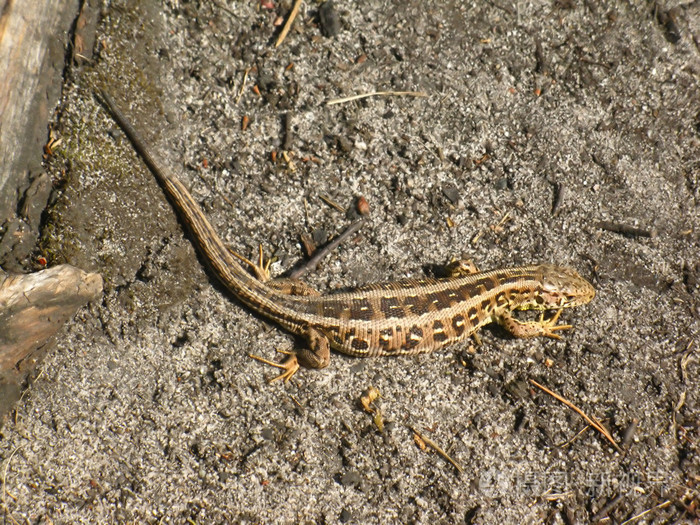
[0,265,102,423]
[0,0,79,220]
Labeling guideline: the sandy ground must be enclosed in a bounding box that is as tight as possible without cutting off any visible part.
[1,0,699,522]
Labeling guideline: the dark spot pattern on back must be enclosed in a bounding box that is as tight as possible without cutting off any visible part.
[381,296,405,318]
[321,300,344,319]
[495,291,508,306]
[378,328,393,347]
[457,283,483,300]
[432,320,448,343]
[433,331,448,343]
[452,314,466,336]
[351,338,369,351]
[426,291,455,310]
[478,277,497,291]
[497,275,527,287]
[402,325,424,349]
[349,297,374,320]
[402,295,430,315]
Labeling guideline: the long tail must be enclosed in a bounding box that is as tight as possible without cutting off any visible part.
[97,90,300,323]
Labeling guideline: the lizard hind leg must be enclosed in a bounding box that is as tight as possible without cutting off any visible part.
[249,349,300,383]
[229,244,321,296]
[228,243,274,282]
[249,326,331,384]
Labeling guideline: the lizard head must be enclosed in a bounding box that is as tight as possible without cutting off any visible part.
[534,264,595,309]
[514,264,595,311]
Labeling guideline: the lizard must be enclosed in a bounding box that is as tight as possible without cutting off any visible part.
[98,90,595,383]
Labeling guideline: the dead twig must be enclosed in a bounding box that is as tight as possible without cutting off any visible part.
[282,111,294,151]
[275,0,303,48]
[551,181,565,215]
[556,423,592,449]
[591,493,625,522]
[318,194,345,213]
[288,219,364,279]
[529,379,623,453]
[490,210,512,233]
[679,340,694,383]
[408,425,464,474]
[597,221,656,238]
[236,67,250,104]
[619,500,672,525]
[212,0,241,20]
[326,91,427,106]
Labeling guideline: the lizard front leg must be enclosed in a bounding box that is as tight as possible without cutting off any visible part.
[497,309,573,340]
[249,326,331,383]
[444,258,480,277]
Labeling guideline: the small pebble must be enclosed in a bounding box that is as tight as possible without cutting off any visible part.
[319,0,341,37]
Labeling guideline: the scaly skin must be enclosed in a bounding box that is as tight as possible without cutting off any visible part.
[99,90,595,382]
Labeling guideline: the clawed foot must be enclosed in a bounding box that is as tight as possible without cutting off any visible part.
[229,244,274,282]
[536,309,573,339]
[249,349,300,383]
[229,245,321,296]
[499,308,573,339]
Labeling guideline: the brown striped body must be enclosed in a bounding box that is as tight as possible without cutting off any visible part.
[100,91,595,378]
[294,265,594,357]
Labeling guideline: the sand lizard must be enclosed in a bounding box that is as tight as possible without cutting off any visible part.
[99,90,595,382]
